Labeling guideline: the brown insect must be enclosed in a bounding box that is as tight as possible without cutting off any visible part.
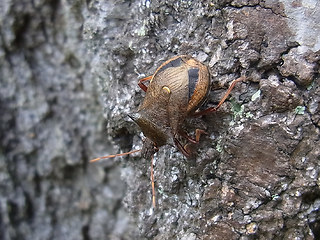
[90,55,245,207]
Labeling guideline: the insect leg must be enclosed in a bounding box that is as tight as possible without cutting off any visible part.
[138,75,153,92]
[193,76,245,117]
[178,129,207,144]
[178,129,208,156]
[174,138,191,157]
[195,129,207,142]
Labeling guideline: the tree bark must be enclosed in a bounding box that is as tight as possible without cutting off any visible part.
[1,0,319,239]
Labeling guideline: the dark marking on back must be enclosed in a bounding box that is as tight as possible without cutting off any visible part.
[156,57,182,75]
[188,68,199,100]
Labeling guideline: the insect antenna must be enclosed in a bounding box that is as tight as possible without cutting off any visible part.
[90,148,157,208]
[150,154,156,208]
[89,149,141,163]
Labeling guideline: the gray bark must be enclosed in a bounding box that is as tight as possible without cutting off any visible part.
[1,0,319,239]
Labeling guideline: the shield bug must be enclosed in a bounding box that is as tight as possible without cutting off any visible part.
[91,55,245,207]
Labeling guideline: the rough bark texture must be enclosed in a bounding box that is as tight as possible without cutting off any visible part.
[1,0,320,239]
